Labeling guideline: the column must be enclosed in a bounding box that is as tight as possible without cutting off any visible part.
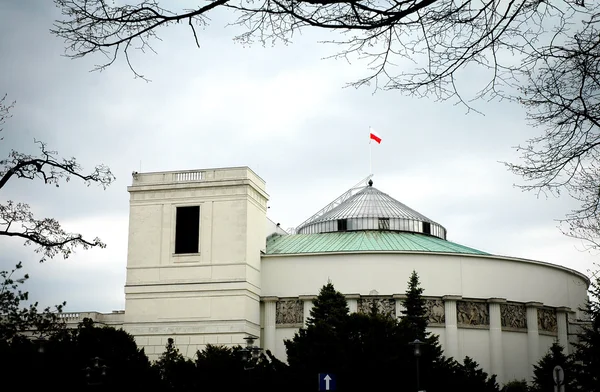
[263,297,278,353]
[346,294,360,314]
[488,298,506,383]
[443,295,461,360]
[393,294,406,319]
[526,302,542,379]
[299,295,316,327]
[556,307,570,354]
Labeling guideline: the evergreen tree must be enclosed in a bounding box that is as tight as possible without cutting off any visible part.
[399,270,446,391]
[32,318,158,392]
[399,271,499,392]
[285,281,350,391]
[572,270,600,392]
[530,342,575,392]
[195,344,246,392]
[306,281,350,328]
[501,379,529,392]
[400,270,428,340]
[342,308,409,391]
[153,338,196,392]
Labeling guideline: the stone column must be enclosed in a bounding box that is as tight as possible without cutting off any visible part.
[393,294,407,320]
[299,295,316,327]
[443,295,461,360]
[488,298,506,382]
[526,302,542,379]
[346,294,360,314]
[263,297,278,353]
[556,307,571,354]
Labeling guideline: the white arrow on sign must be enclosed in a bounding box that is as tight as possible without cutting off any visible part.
[553,365,564,384]
[324,374,332,391]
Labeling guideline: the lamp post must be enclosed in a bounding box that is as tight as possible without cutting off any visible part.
[32,336,47,388]
[409,339,424,392]
[84,356,109,387]
[240,335,263,369]
[33,336,47,354]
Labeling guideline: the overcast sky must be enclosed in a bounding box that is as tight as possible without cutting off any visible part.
[0,1,598,313]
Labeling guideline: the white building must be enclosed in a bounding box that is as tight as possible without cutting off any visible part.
[68,166,589,384]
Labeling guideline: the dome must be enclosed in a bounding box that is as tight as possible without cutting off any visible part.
[296,179,447,239]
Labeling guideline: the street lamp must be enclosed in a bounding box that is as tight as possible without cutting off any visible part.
[33,336,47,354]
[240,335,263,370]
[409,339,425,392]
[84,356,109,386]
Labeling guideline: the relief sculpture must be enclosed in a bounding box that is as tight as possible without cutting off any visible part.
[425,299,445,324]
[358,298,396,317]
[500,303,527,329]
[457,301,489,326]
[538,308,558,333]
[276,299,303,325]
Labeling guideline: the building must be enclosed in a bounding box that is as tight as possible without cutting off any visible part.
[65,166,589,384]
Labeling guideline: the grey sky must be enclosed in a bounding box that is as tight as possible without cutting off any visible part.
[0,1,597,313]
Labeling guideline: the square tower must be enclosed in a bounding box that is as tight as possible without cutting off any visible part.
[122,167,268,358]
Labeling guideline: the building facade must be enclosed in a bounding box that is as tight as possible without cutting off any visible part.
[67,167,589,384]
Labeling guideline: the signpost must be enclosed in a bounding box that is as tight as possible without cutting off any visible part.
[553,365,565,392]
[318,373,336,391]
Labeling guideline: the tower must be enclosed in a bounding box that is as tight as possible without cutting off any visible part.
[122,167,268,358]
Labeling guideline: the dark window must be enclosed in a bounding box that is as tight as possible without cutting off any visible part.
[423,222,431,235]
[378,218,390,230]
[175,206,200,254]
[337,219,347,231]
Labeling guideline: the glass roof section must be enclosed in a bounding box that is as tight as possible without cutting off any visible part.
[296,179,447,239]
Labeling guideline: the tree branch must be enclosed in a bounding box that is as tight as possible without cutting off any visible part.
[0,97,115,262]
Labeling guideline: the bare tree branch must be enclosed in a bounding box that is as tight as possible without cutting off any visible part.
[0,96,115,262]
[506,14,600,249]
[52,0,580,107]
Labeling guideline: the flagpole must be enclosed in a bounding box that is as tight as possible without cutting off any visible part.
[369,126,372,175]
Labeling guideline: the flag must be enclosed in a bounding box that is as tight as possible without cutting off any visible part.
[369,128,382,144]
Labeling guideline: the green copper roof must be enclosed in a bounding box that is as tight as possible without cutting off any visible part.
[264,231,489,256]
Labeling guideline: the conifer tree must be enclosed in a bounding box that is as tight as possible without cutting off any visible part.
[285,281,350,391]
[398,271,499,392]
[153,338,196,392]
[400,270,428,340]
[501,379,529,392]
[571,270,600,392]
[306,281,350,328]
[530,342,575,392]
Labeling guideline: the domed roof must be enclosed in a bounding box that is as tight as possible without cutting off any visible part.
[296,179,447,240]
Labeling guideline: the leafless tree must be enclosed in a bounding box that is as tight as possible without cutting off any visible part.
[0,95,115,262]
[506,12,600,250]
[52,0,583,106]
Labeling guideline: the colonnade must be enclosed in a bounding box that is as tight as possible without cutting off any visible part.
[261,294,572,381]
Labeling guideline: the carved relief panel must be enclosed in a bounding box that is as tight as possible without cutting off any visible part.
[276,299,303,325]
[425,299,445,324]
[358,297,396,317]
[500,303,527,329]
[457,301,489,326]
[538,308,558,333]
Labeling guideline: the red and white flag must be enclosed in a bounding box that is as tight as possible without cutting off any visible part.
[369,128,382,144]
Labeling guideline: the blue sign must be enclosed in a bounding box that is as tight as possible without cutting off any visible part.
[318,373,336,391]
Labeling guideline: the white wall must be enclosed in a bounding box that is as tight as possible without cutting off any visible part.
[503,331,529,382]
[123,167,268,359]
[261,252,588,312]
[260,251,588,384]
